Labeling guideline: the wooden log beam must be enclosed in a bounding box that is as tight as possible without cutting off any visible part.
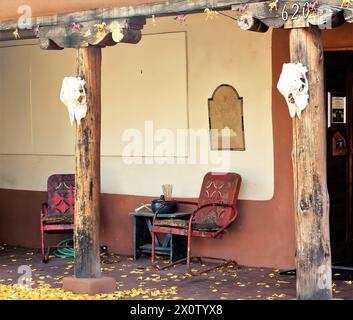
[0,0,350,37]
[39,38,64,50]
[38,18,144,49]
[0,29,37,41]
[237,14,269,32]
[344,8,353,23]
[232,1,352,29]
[0,17,144,46]
[317,8,346,29]
[289,26,332,300]
[74,46,102,278]
[0,0,259,31]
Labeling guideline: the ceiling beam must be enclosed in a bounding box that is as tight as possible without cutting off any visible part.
[38,17,145,49]
[0,0,260,31]
[0,0,351,41]
[232,0,352,30]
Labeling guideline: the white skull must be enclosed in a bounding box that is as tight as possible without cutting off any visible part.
[277,63,309,119]
[60,77,87,126]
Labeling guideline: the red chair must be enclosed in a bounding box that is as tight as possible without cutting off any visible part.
[151,172,241,274]
[40,174,75,263]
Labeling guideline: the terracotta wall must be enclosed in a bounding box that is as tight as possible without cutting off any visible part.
[0,27,297,269]
[322,23,353,48]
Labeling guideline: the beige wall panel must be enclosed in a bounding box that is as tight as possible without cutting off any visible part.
[0,13,274,200]
[30,46,76,155]
[102,32,188,156]
[0,46,32,154]
[0,155,74,190]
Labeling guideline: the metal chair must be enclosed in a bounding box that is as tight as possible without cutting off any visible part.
[40,174,75,263]
[151,172,241,274]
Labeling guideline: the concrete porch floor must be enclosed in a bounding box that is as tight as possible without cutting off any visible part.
[0,244,352,300]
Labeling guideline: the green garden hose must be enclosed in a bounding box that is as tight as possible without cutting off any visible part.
[54,238,74,258]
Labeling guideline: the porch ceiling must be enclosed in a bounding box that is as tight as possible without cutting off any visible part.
[0,0,351,35]
[0,0,246,23]
[0,0,165,21]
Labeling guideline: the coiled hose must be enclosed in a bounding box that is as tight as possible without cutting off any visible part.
[54,238,74,258]
[53,239,114,261]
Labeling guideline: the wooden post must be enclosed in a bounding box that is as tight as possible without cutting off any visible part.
[74,46,102,278]
[290,27,332,300]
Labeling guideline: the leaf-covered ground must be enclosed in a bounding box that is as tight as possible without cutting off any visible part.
[0,245,352,300]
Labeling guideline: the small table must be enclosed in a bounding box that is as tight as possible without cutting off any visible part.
[129,211,191,262]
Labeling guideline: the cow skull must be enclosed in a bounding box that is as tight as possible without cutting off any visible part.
[60,77,88,126]
[277,63,309,119]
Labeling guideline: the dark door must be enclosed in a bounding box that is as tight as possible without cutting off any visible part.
[325,51,353,265]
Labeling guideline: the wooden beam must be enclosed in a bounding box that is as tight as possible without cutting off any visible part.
[0,29,37,41]
[289,26,332,300]
[344,8,353,23]
[232,1,352,30]
[0,1,350,38]
[74,46,102,278]
[0,0,259,31]
[237,14,269,32]
[38,18,144,49]
[39,38,64,50]
[0,18,144,46]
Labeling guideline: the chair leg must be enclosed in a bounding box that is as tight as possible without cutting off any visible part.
[151,230,156,266]
[40,227,48,263]
[151,231,188,271]
[186,230,192,273]
[191,257,238,275]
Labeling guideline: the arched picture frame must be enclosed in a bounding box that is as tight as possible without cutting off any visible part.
[208,84,245,151]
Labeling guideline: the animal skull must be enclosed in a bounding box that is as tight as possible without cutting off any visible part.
[277,63,309,119]
[60,77,87,126]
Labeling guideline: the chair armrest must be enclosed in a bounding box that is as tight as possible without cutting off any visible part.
[196,202,234,211]
[41,202,48,218]
[152,202,195,225]
[153,201,197,219]
[152,201,197,225]
[152,204,168,224]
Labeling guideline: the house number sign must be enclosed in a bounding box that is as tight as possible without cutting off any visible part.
[281,3,314,20]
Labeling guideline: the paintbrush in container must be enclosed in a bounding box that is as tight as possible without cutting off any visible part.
[162,184,173,201]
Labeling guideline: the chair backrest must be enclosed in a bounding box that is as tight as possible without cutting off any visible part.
[195,172,242,229]
[47,174,75,215]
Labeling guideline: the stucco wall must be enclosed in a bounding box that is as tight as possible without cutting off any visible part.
[0,13,297,269]
[0,13,274,201]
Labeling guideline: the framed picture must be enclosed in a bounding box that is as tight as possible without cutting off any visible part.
[208,84,245,151]
[328,92,346,126]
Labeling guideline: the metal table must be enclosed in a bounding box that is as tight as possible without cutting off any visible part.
[129,211,190,262]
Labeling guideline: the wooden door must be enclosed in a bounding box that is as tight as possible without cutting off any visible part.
[325,51,353,265]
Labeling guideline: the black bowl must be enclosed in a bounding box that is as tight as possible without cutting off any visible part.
[151,200,178,214]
